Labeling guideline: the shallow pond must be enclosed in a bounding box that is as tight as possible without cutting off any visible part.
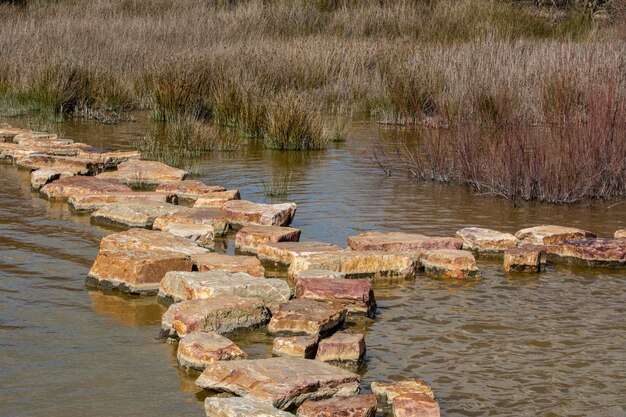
[1,116,625,417]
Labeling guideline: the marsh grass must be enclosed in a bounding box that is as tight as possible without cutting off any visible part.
[261,171,293,198]
[264,93,327,150]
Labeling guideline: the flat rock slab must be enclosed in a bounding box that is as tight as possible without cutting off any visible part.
[371,379,436,408]
[347,232,462,252]
[40,176,132,200]
[296,278,376,317]
[204,397,295,417]
[87,249,193,294]
[455,227,519,253]
[191,253,265,277]
[152,208,229,237]
[194,190,241,207]
[615,229,626,239]
[161,223,216,249]
[16,153,105,175]
[177,331,248,370]
[221,200,297,227]
[297,394,377,417]
[158,271,291,309]
[268,299,346,337]
[97,159,187,186]
[77,148,141,168]
[258,241,344,266]
[503,246,547,273]
[515,225,596,245]
[0,125,31,141]
[547,238,626,268]
[155,180,225,201]
[236,225,301,254]
[393,393,440,417]
[12,132,70,146]
[30,168,76,190]
[68,191,175,212]
[295,269,347,280]
[418,250,480,279]
[99,228,208,255]
[91,201,186,228]
[316,332,365,363]
[272,335,319,359]
[288,251,419,280]
[196,357,360,409]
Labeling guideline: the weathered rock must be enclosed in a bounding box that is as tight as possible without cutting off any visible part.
[295,278,376,317]
[515,225,596,245]
[161,296,271,338]
[99,228,208,255]
[91,201,187,228]
[418,249,480,279]
[268,299,346,337]
[347,232,462,252]
[204,397,296,417]
[30,168,75,190]
[258,241,344,266]
[235,225,301,254]
[13,132,71,146]
[371,379,436,408]
[195,357,360,409]
[155,180,225,201]
[272,335,319,359]
[221,200,297,227]
[161,223,216,249]
[158,271,291,309]
[40,176,132,200]
[0,142,40,162]
[316,332,365,363]
[152,208,229,237]
[194,190,241,207]
[97,159,187,186]
[614,229,626,239]
[295,269,347,280]
[503,245,547,273]
[0,125,31,141]
[392,393,440,417]
[68,191,174,212]
[547,238,626,268]
[297,394,377,417]
[15,154,105,175]
[177,331,248,370]
[288,250,419,280]
[86,249,194,294]
[77,148,141,168]
[191,253,265,277]
[455,227,519,253]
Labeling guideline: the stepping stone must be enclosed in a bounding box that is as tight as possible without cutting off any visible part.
[68,191,175,212]
[195,357,360,409]
[0,124,31,141]
[161,296,271,338]
[40,176,132,199]
[204,397,295,417]
[295,269,346,280]
[15,154,105,175]
[515,225,596,245]
[272,335,319,359]
[155,180,225,201]
[614,229,626,239]
[30,168,75,190]
[194,190,241,207]
[418,250,480,279]
[393,393,440,417]
[297,394,377,417]
[158,271,291,309]
[455,227,519,253]
[257,241,343,266]
[288,251,419,280]
[191,253,265,277]
[177,331,248,370]
[347,231,462,252]
[97,159,187,186]
[91,201,186,228]
[547,238,626,268]
[268,299,346,337]
[371,379,435,413]
[315,332,365,363]
[221,200,297,227]
[295,277,376,317]
[161,223,216,249]
[86,249,193,294]
[77,148,141,168]
[0,142,40,161]
[235,225,301,254]
[152,208,230,237]
[503,245,547,273]
[99,228,208,255]
[13,132,72,146]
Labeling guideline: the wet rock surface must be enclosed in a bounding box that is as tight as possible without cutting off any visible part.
[547,238,626,268]
[40,175,132,199]
[272,335,319,359]
[235,225,302,254]
[99,228,208,255]
[221,200,297,227]
[191,252,265,277]
[152,208,230,237]
[177,331,248,370]
[258,241,343,266]
[503,245,547,273]
[316,332,366,363]
[515,225,596,245]
[97,159,187,186]
[90,200,186,228]
[193,190,241,207]
[418,249,480,279]
[68,191,174,212]
[296,394,377,417]
[455,227,518,253]
[392,393,440,417]
[204,397,296,417]
[268,299,346,336]
[348,231,462,252]
[295,277,376,317]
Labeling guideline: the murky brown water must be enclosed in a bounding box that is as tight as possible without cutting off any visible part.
[1,116,625,417]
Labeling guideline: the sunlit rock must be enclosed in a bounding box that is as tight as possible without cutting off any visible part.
[91,201,186,228]
[68,191,175,212]
[315,332,365,364]
[272,335,319,359]
[455,227,519,253]
[161,223,216,249]
[204,397,295,417]
[297,394,377,417]
[221,200,297,227]
[0,124,31,141]
[195,357,360,410]
[30,168,75,190]
[152,208,229,237]
[40,175,132,200]
[347,231,462,252]
[547,238,626,268]
[98,228,208,255]
[191,253,265,277]
[615,229,626,239]
[418,249,480,279]
[515,225,596,245]
[295,269,346,280]
[15,154,105,175]
[268,299,346,337]
[161,296,270,338]
[503,245,546,273]
[235,225,301,254]
[177,331,248,370]
[258,241,343,266]
[97,159,187,186]
[194,190,241,207]
[371,379,436,411]
[13,132,72,146]
[155,180,225,201]
[296,277,376,317]
[77,148,141,168]
[392,393,440,417]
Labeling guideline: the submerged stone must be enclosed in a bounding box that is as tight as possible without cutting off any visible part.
[40,176,132,200]
[90,201,186,228]
[161,223,216,249]
[268,299,346,337]
[235,225,302,254]
[455,227,519,253]
[97,159,187,186]
[547,238,626,268]
[68,191,175,212]
[503,245,547,273]
[177,331,248,370]
[418,249,480,279]
[194,190,241,207]
[392,393,440,417]
[347,231,462,252]
[152,208,229,237]
[258,241,343,266]
[295,277,376,317]
[272,335,319,359]
[515,225,596,245]
[371,379,436,408]
[204,397,295,417]
[221,200,297,227]
[191,253,265,277]
[296,394,377,417]
[99,228,208,255]
[77,148,141,168]
[315,332,365,363]
[155,180,225,201]
[195,357,360,409]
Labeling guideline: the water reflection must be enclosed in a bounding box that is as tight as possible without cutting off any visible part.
[88,291,165,328]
